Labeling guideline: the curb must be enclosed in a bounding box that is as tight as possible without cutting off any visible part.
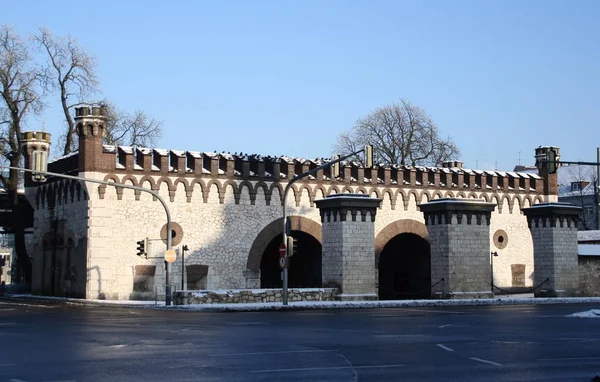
[3,293,600,313]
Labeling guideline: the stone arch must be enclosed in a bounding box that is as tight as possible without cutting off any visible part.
[205,179,223,203]
[246,216,322,270]
[533,195,544,204]
[341,185,354,194]
[238,180,254,204]
[297,185,312,206]
[419,190,431,203]
[254,181,270,205]
[269,183,283,205]
[368,187,381,199]
[327,185,341,195]
[467,191,478,199]
[313,185,328,202]
[480,193,490,202]
[502,195,512,213]
[443,190,455,198]
[173,178,189,192]
[355,186,368,195]
[138,175,157,190]
[492,194,502,213]
[375,219,429,268]
[406,189,420,209]
[513,195,523,213]
[456,191,466,199]
[121,175,139,187]
[156,176,174,191]
[432,190,444,200]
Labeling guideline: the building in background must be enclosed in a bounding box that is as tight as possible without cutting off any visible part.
[557,165,598,231]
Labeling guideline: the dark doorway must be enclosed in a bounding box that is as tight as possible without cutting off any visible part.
[379,233,430,300]
[260,231,321,288]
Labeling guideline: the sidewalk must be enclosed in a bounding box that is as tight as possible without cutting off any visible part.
[3,292,600,312]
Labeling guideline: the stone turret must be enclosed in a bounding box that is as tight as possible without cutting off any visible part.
[20,131,51,184]
[75,105,109,173]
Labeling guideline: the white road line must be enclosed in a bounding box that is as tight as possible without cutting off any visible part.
[10,379,27,382]
[210,349,333,357]
[43,380,76,382]
[230,322,265,326]
[538,356,600,361]
[436,344,454,352]
[251,364,405,373]
[438,324,451,328]
[373,334,428,338]
[470,357,503,366]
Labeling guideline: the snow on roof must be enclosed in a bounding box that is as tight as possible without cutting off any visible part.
[103,145,117,153]
[187,151,202,158]
[170,150,185,157]
[118,146,134,154]
[153,148,169,156]
[137,147,152,155]
[48,150,78,164]
[578,230,600,242]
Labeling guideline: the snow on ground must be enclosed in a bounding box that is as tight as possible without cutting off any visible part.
[567,309,600,318]
[6,293,600,313]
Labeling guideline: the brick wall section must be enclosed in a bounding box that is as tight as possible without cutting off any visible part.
[420,199,496,299]
[523,203,581,297]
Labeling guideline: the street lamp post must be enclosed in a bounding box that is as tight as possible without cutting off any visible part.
[281,146,373,305]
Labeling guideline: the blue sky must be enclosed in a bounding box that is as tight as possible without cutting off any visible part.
[4,0,600,170]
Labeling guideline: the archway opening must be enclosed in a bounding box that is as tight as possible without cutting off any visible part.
[378,233,431,300]
[260,231,321,288]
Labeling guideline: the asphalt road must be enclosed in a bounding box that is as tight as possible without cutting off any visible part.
[0,300,599,382]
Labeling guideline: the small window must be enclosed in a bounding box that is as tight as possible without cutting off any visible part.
[571,182,583,191]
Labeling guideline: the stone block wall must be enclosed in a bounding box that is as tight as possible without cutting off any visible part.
[579,256,600,296]
[174,288,338,304]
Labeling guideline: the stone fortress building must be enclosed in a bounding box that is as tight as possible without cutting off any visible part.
[23,105,566,301]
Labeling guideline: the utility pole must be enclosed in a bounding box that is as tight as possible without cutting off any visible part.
[597,147,600,230]
[281,145,373,305]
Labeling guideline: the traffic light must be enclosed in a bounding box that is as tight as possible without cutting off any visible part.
[332,155,340,178]
[286,236,298,257]
[547,149,558,174]
[364,144,373,168]
[136,239,146,258]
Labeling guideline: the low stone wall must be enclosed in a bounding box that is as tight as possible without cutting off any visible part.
[174,288,338,305]
[579,256,600,296]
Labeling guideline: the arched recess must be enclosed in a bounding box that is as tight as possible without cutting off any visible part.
[247,216,323,289]
[375,219,429,268]
[247,216,322,270]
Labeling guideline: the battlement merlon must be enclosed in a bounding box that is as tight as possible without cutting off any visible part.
[57,150,550,198]
[29,116,555,197]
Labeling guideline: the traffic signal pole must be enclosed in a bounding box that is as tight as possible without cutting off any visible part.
[281,146,372,305]
[1,165,174,306]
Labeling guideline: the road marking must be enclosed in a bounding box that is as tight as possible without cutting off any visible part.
[438,324,451,328]
[9,379,27,382]
[401,308,467,314]
[210,349,332,357]
[538,356,600,361]
[470,357,503,366]
[128,311,141,315]
[230,322,265,326]
[251,364,405,373]
[436,344,454,352]
[373,334,428,338]
[108,344,127,349]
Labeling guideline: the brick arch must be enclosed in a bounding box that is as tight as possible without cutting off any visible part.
[375,219,429,268]
[246,216,322,270]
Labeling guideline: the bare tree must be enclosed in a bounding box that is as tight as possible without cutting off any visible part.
[0,25,44,283]
[102,101,162,147]
[559,165,598,230]
[333,99,459,166]
[33,27,99,155]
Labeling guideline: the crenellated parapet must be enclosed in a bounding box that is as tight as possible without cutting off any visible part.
[86,145,548,196]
